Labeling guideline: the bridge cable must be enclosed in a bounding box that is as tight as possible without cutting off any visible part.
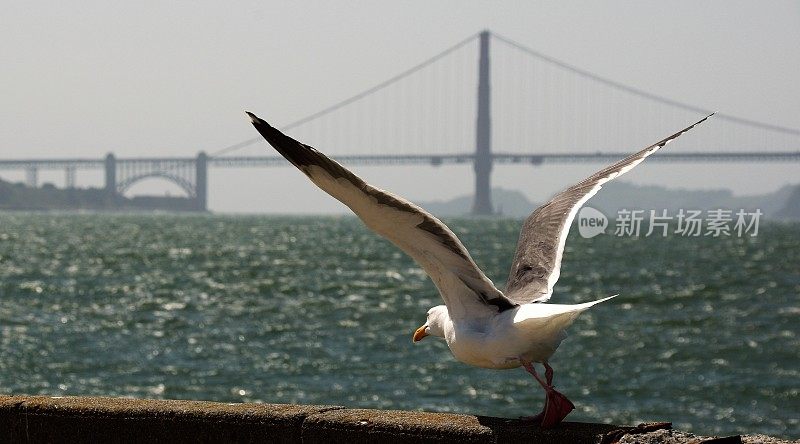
[210,32,481,159]
[491,32,800,136]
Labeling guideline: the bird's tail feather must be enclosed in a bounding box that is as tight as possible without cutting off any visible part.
[573,294,617,310]
[512,294,617,331]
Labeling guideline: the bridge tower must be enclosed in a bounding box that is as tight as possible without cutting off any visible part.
[195,151,208,211]
[65,166,76,188]
[472,30,493,215]
[25,167,38,188]
[105,153,117,195]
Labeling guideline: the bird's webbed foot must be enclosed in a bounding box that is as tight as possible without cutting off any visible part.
[518,358,575,428]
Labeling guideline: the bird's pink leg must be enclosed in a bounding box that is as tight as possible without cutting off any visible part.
[519,359,575,428]
[544,361,554,386]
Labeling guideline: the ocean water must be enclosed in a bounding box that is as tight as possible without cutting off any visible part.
[0,213,797,438]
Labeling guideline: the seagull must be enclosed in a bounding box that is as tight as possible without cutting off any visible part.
[247,111,713,428]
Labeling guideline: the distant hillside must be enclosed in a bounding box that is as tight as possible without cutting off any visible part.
[0,179,201,212]
[419,188,537,218]
[587,182,795,218]
[776,186,800,220]
[418,182,800,220]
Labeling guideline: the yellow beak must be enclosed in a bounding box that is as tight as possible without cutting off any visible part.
[412,325,429,343]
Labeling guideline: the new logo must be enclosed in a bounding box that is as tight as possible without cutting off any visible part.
[578,207,608,238]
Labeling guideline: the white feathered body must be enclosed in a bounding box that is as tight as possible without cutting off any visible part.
[442,296,616,369]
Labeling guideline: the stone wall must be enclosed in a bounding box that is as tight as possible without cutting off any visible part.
[1,395,787,443]
[0,395,616,443]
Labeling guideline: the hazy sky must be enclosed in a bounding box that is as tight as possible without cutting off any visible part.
[2,1,799,213]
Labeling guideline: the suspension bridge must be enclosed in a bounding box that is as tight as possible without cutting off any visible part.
[2,30,798,213]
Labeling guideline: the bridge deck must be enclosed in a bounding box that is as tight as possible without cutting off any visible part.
[1,151,797,171]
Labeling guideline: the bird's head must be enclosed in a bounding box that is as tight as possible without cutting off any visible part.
[412,305,448,343]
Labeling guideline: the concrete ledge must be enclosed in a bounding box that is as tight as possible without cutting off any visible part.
[302,408,495,443]
[301,407,622,444]
[0,395,787,443]
[0,395,340,443]
[0,395,615,443]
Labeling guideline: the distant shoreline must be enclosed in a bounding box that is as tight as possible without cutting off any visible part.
[2,178,798,219]
[0,178,203,212]
[417,182,800,221]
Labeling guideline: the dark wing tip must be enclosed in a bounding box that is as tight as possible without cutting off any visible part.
[686,112,715,132]
[246,111,284,147]
[655,112,716,148]
[245,111,268,127]
[245,110,325,173]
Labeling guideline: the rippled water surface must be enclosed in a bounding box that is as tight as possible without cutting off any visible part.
[0,213,798,437]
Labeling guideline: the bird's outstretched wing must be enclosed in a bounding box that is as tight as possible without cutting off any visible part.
[247,112,517,321]
[504,114,714,304]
